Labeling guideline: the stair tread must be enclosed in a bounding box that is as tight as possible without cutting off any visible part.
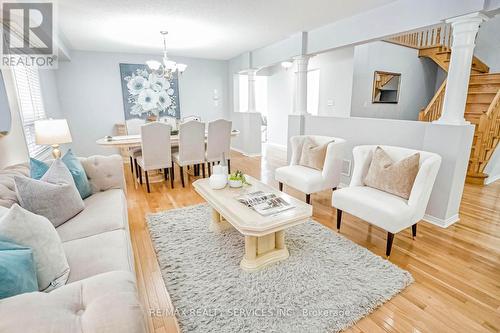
[467,91,497,95]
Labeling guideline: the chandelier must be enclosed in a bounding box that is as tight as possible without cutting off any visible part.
[146,31,187,79]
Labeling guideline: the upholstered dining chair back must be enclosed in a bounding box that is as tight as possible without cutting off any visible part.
[289,135,346,189]
[350,145,442,222]
[206,119,232,162]
[140,122,172,170]
[178,120,205,166]
[182,115,201,122]
[126,118,146,135]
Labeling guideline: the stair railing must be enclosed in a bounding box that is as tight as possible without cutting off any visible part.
[387,24,452,50]
[470,89,500,176]
[419,79,447,122]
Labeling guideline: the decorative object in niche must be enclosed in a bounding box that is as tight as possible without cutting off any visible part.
[372,71,401,104]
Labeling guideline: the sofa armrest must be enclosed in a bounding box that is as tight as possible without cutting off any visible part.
[79,155,126,194]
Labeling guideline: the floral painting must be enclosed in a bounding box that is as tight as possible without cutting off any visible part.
[119,63,181,120]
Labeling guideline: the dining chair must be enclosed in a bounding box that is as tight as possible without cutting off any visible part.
[126,118,145,175]
[136,122,173,193]
[206,119,232,176]
[172,120,206,187]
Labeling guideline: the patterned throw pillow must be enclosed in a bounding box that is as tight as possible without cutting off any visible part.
[30,149,92,199]
[298,137,332,171]
[0,238,38,299]
[364,146,420,199]
[15,159,84,227]
[0,205,70,292]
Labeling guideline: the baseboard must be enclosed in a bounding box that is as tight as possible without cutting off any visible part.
[338,182,349,188]
[230,147,261,157]
[423,213,459,228]
[485,173,500,185]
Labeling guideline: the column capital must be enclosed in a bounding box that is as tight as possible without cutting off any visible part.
[445,12,489,26]
[447,12,488,50]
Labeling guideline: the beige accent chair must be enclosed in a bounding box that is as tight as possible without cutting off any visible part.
[332,145,442,257]
[136,122,173,192]
[0,155,147,333]
[173,120,206,187]
[275,135,345,204]
[206,119,232,176]
[125,118,145,175]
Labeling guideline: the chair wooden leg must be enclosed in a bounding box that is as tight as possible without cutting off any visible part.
[138,166,143,185]
[412,223,417,240]
[278,182,283,191]
[170,167,174,188]
[129,156,134,174]
[134,158,139,179]
[180,166,185,187]
[201,163,206,178]
[171,161,175,180]
[227,159,231,174]
[332,187,337,191]
[336,209,342,231]
[207,162,211,176]
[164,168,168,180]
[306,194,311,204]
[386,232,394,258]
[145,171,150,193]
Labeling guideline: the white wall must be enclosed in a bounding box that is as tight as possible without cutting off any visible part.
[350,41,438,121]
[475,15,500,72]
[290,114,475,226]
[266,66,293,147]
[308,47,354,117]
[55,50,229,156]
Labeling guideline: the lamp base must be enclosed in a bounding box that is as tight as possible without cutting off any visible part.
[51,144,62,159]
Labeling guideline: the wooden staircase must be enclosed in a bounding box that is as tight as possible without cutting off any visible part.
[388,25,500,185]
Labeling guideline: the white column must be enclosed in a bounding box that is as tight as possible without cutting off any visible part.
[293,55,310,115]
[247,69,257,112]
[435,13,487,125]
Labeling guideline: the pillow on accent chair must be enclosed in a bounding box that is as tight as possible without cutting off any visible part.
[30,149,92,199]
[15,159,84,227]
[0,204,70,292]
[0,238,38,299]
[298,137,332,171]
[364,146,420,199]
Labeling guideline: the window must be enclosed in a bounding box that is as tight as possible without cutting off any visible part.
[12,65,48,157]
[307,69,320,115]
[238,74,268,115]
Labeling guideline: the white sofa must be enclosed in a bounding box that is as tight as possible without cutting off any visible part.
[275,135,345,204]
[0,155,148,333]
[332,145,441,257]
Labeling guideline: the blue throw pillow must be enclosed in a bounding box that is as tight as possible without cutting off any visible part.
[30,158,49,180]
[29,150,92,199]
[0,238,38,299]
[61,149,92,199]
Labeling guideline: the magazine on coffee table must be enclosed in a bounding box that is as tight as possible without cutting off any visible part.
[236,191,295,216]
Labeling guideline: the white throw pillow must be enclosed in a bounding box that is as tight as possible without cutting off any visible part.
[15,159,84,227]
[0,204,70,291]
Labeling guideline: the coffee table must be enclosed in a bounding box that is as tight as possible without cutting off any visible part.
[193,175,312,272]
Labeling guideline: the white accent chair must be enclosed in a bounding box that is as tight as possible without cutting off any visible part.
[173,120,206,187]
[332,145,442,257]
[206,119,232,176]
[275,135,345,204]
[136,122,173,192]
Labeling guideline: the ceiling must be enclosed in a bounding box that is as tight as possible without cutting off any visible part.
[58,0,395,60]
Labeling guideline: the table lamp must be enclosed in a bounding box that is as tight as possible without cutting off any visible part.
[34,119,73,158]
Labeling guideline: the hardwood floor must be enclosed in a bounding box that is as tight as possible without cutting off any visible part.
[127,145,500,333]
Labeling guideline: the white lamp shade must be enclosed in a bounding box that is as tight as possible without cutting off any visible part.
[146,60,162,71]
[35,119,73,145]
[177,63,187,73]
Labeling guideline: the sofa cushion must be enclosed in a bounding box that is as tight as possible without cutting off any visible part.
[332,186,413,234]
[57,189,128,242]
[15,159,85,227]
[0,163,29,208]
[275,164,324,194]
[63,229,134,283]
[0,204,70,292]
[0,271,147,333]
[80,155,126,194]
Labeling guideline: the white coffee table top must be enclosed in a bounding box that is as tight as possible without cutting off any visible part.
[193,175,312,236]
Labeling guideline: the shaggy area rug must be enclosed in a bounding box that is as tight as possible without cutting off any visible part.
[147,204,413,333]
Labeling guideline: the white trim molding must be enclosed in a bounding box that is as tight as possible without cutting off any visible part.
[423,213,459,228]
[231,147,261,158]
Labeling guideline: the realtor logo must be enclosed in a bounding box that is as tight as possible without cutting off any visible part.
[1,2,57,68]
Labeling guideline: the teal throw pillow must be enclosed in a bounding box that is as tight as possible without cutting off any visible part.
[30,158,49,180]
[0,238,38,299]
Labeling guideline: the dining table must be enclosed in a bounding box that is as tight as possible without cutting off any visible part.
[95,129,240,185]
